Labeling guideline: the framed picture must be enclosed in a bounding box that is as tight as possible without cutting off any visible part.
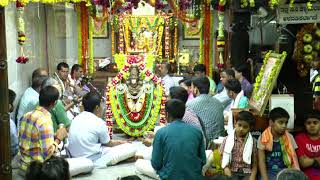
[54,10,73,38]
[92,20,109,39]
[249,51,287,115]
[182,23,201,40]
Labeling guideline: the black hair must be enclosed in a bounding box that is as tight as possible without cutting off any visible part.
[9,89,16,105]
[224,79,242,94]
[119,175,142,180]
[57,62,69,71]
[237,111,255,127]
[71,64,82,75]
[304,110,320,123]
[192,77,210,94]
[26,156,70,180]
[178,77,192,87]
[234,64,247,74]
[32,75,48,90]
[82,92,102,113]
[39,86,59,107]
[276,168,308,180]
[165,99,186,119]
[32,68,47,80]
[221,69,235,79]
[169,86,188,103]
[161,62,171,72]
[269,107,290,122]
[193,64,206,73]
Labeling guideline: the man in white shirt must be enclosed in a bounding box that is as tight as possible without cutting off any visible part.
[159,62,175,96]
[68,92,128,168]
[17,68,48,126]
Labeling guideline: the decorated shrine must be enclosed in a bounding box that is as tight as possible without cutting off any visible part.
[105,54,166,137]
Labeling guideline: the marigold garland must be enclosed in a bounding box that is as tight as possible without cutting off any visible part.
[16,1,28,64]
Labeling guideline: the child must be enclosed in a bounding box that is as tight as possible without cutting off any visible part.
[295,111,320,180]
[220,111,257,180]
[258,107,299,180]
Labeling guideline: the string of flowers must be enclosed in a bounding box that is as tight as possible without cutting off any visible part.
[77,5,83,65]
[16,1,28,64]
[216,0,226,69]
[118,15,125,53]
[167,0,200,23]
[164,17,170,59]
[89,16,94,74]
[174,20,178,60]
[1,0,92,7]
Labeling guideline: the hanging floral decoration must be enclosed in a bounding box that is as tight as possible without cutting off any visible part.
[105,54,166,137]
[167,0,200,23]
[16,1,29,64]
[203,0,211,75]
[216,0,226,69]
[164,17,171,59]
[293,24,320,77]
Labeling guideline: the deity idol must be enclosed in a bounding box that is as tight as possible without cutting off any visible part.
[106,55,166,137]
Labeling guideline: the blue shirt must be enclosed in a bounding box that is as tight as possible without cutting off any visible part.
[17,87,39,127]
[151,120,206,180]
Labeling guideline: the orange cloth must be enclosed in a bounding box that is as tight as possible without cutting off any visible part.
[260,126,300,169]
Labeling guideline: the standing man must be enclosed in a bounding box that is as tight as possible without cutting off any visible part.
[159,62,175,96]
[18,86,68,173]
[187,77,225,145]
[151,99,206,180]
[194,64,216,95]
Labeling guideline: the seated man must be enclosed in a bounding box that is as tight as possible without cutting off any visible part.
[18,86,68,173]
[213,69,234,111]
[17,68,48,127]
[194,64,216,95]
[151,99,206,180]
[67,92,130,168]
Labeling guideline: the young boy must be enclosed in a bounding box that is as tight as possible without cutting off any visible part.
[220,111,257,180]
[258,107,299,180]
[295,111,320,180]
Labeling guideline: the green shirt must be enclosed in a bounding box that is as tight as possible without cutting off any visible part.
[151,120,206,180]
[238,96,249,109]
[50,100,71,132]
[208,76,216,95]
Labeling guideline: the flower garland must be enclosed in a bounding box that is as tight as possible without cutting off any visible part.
[105,55,166,137]
[216,0,226,69]
[252,51,287,102]
[16,1,29,64]
[240,0,255,8]
[167,0,200,23]
[1,0,92,7]
[292,24,319,77]
[118,15,125,53]
[174,20,178,60]
[164,17,170,59]
[89,16,94,74]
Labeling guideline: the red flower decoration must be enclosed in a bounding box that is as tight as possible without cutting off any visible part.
[16,56,29,64]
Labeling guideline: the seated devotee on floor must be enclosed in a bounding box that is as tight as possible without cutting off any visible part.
[224,78,249,134]
[258,107,299,180]
[151,99,206,180]
[9,89,18,158]
[187,77,224,145]
[213,69,235,111]
[25,156,70,180]
[17,68,48,127]
[179,77,194,102]
[41,77,72,132]
[233,64,253,98]
[276,168,308,180]
[194,64,216,95]
[67,92,133,168]
[159,62,175,96]
[69,64,88,96]
[219,111,257,180]
[17,86,68,175]
[295,111,320,180]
